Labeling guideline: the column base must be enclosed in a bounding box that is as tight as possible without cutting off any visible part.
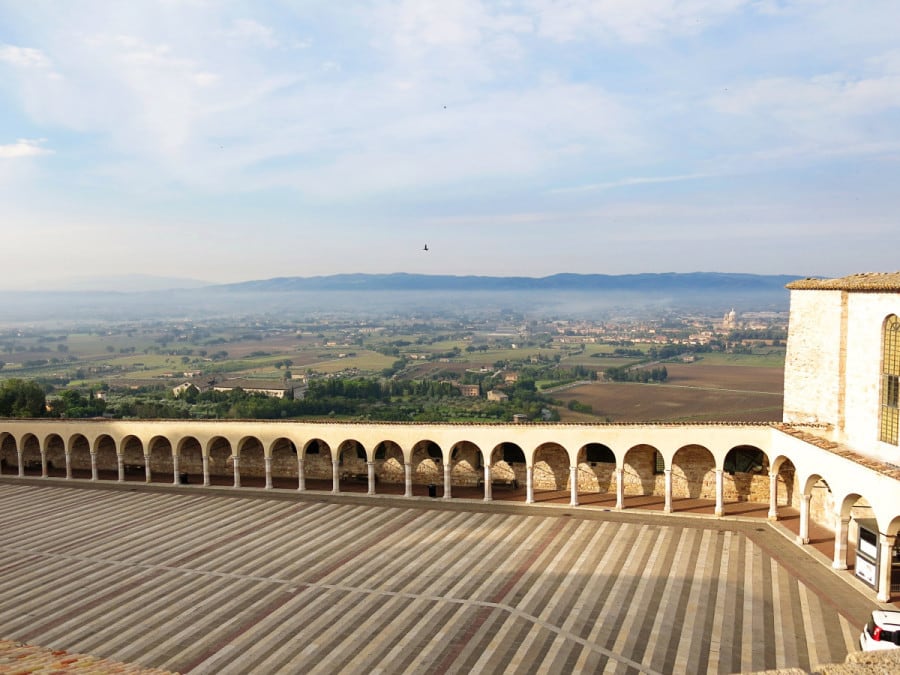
[832,562,848,571]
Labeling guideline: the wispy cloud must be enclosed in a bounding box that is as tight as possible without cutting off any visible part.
[550,173,712,194]
[0,43,52,68]
[0,138,53,159]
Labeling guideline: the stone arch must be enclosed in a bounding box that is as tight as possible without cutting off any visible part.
[412,440,442,486]
[68,433,91,477]
[18,434,40,474]
[177,437,203,478]
[532,442,569,492]
[148,436,173,481]
[338,438,367,467]
[302,438,332,480]
[207,436,233,484]
[94,434,118,479]
[672,444,715,500]
[335,439,367,490]
[489,443,524,486]
[837,492,872,521]
[722,444,768,503]
[270,437,298,485]
[801,474,835,530]
[622,444,663,497]
[121,435,144,480]
[883,514,900,538]
[373,440,404,487]
[0,433,17,474]
[44,433,65,477]
[771,456,796,508]
[237,436,265,483]
[449,440,482,487]
[577,443,616,494]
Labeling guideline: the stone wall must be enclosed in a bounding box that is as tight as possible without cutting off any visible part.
[783,289,845,427]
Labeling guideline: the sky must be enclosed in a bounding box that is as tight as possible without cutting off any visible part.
[1,0,899,289]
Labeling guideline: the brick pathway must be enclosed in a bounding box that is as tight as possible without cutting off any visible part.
[0,481,883,674]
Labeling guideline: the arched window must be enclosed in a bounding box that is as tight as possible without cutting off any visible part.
[880,315,900,444]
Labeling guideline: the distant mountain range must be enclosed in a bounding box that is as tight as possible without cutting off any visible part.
[0,272,804,322]
[213,272,803,293]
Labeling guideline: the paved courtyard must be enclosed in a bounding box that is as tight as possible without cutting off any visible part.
[0,481,876,674]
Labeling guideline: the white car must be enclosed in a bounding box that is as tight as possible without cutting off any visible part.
[860,609,900,651]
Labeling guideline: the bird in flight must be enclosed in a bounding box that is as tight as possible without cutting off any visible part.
[423,244,429,251]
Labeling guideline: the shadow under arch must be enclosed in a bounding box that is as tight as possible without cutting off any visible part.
[532,442,569,492]
[303,438,332,481]
[178,436,203,482]
[723,444,768,504]
[67,433,91,478]
[672,444,715,500]
[270,437,298,487]
[237,436,265,485]
[207,436,233,485]
[148,436,173,483]
[450,440,482,487]
[120,435,144,481]
[411,439,443,487]
[372,440,404,493]
[577,442,616,495]
[622,444,663,497]
[21,434,41,474]
[0,433,16,474]
[490,442,524,487]
[94,434,117,480]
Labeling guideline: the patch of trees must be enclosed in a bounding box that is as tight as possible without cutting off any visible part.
[0,379,48,417]
[604,365,668,383]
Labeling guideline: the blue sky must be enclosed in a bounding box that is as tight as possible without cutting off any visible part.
[1,0,899,289]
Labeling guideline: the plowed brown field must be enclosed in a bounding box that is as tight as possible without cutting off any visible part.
[554,363,783,423]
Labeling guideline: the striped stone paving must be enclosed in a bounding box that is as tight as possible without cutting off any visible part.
[0,483,868,674]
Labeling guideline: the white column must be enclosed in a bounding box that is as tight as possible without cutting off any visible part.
[664,468,673,513]
[767,471,779,520]
[615,466,625,510]
[297,458,306,491]
[367,461,375,495]
[526,465,534,504]
[443,462,452,500]
[16,449,23,477]
[117,454,124,482]
[714,468,724,517]
[404,463,413,497]
[876,533,897,603]
[833,514,850,570]
[173,454,180,485]
[332,459,340,493]
[202,454,210,487]
[569,465,578,506]
[483,464,492,502]
[41,450,48,478]
[90,451,98,481]
[232,455,241,488]
[265,456,272,489]
[144,454,151,483]
[65,451,72,480]
[797,493,811,545]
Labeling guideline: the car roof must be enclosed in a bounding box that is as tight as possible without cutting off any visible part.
[873,610,900,628]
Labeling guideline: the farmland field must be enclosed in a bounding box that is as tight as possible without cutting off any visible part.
[554,363,783,423]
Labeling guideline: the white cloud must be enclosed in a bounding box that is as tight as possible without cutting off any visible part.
[224,18,278,48]
[528,0,750,44]
[0,43,52,68]
[0,139,53,159]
